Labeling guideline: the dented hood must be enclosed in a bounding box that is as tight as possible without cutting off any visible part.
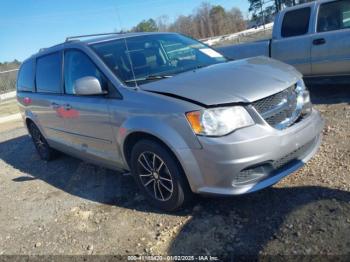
[141,56,302,106]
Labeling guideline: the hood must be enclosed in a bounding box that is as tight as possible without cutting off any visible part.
[141,56,302,106]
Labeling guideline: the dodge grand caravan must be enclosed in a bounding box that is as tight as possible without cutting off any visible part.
[17,32,324,211]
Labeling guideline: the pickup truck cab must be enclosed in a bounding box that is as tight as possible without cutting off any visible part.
[218,0,350,78]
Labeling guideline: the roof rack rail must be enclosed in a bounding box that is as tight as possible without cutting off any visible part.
[65,32,121,42]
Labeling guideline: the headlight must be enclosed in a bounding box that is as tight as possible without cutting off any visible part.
[186,106,254,136]
[296,79,312,115]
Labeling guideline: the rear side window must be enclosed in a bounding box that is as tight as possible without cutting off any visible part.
[317,0,350,32]
[36,52,62,93]
[64,50,108,95]
[17,60,35,92]
[281,7,311,37]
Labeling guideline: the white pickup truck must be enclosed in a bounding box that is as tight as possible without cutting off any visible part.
[217,0,350,79]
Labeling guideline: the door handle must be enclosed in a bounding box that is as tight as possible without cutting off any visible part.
[313,38,326,45]
[51,102,60,109]
[64,104,72,110]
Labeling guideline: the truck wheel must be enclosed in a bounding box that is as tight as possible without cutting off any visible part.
[28,122,57,161]
[130,139,192,211]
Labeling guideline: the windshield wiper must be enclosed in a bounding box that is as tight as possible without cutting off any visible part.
[125,74,173,83]
[146,74,173,80]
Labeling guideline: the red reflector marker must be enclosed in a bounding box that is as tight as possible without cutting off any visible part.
[23,97,32,105]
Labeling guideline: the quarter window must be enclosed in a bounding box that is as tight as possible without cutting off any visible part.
[281,7,311,37]
[17,59,35,92]
[317,0,350,32]
[36,52,62,93]
[64,50,107,95]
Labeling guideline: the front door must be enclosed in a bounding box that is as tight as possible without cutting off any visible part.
[311,0,350,76]
[62,49,118,166]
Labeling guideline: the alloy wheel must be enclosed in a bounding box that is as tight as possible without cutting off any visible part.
[137,151,174,201]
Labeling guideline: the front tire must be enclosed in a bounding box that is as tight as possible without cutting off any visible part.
[130,139,192,211]
[28,122,57,161]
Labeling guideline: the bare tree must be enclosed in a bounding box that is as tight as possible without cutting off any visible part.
[227,8,246,33]
[210,5,226,36]
[156,15,170,32]
[195,2,214,38]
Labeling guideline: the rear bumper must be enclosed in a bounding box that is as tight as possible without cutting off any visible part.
[177,109,324,195]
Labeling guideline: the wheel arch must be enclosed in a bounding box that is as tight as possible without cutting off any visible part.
[24,116,48,140]
[123,131,194,194]
[123,131,179,168]
[25,117,34,128]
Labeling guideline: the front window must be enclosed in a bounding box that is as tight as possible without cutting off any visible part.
[64,50,108,95]
[281,7,311,38]
[91,34,227,86]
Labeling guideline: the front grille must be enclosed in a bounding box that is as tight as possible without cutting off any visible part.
[253,85,302,130]
[272,138,316,169]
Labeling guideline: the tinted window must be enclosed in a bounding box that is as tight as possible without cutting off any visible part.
[17,60,35,92]
[317,0,350,32]
[36,52,62,93]
[282,8,311,37]
[64,50,107,95]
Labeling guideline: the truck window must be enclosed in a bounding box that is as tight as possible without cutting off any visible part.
[17,59,35,92]
[281,7,311,38]
[64,50,108,95]
[36,52,62,93]
[317,0,350,32]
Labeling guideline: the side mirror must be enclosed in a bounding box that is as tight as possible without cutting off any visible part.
[74,76,104,95]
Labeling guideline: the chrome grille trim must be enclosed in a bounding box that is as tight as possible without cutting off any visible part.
[252,84,303,130]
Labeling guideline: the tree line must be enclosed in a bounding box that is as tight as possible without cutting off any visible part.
[128,0,317,38]
[248,0,315,25]
[129,2,246,39]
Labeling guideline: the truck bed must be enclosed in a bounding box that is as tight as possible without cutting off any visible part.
[216,40,271,60]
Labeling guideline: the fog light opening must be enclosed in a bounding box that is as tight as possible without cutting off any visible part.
[232,165,271,186]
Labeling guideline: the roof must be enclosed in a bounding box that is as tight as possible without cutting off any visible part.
[23,31,175,63]
[82,31,176,45]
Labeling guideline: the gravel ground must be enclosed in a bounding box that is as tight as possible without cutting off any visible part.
[0,85,349,260]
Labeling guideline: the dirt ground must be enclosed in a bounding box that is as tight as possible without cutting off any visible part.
[0,98,19,118]
[0,85,349,260]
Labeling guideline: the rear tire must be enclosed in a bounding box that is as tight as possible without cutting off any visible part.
[28,122,57,161]
[130,139,192,211]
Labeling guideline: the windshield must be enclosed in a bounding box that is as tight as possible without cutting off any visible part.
[91,33,227,86]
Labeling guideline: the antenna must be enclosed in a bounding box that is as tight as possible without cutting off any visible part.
[123,38,139,89]
[65,32,121,42]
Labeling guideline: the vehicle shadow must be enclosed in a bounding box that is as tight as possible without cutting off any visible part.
[307,83,350,105]
[0,134,174,214]
[168,186,350,259]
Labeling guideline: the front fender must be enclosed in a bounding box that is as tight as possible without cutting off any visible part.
[117,115,202,164]
[118,115,204,191]
[119,115,201,151]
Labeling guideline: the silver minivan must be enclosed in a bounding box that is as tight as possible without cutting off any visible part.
[17,32,324,211]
